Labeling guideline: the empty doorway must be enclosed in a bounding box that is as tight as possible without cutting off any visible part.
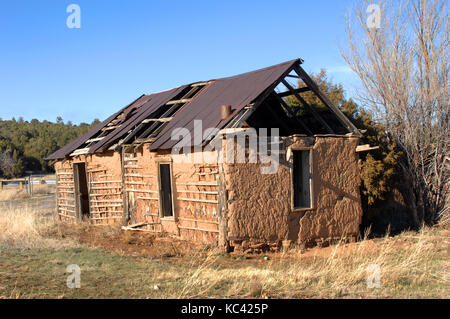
[73,163,90,220]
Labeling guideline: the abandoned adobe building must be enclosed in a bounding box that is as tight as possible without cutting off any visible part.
[47,58,369,250]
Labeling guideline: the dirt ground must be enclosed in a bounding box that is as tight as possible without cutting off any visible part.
[49,219,450,269]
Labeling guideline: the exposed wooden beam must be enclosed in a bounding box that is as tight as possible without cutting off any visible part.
[141,117,173,124]
[118,84,203,149]
[69,148,90,156]
[85,137,105,144]
[102,125,121,131]
[225,63,300,130]
[135,86,202,141]
[272,93,313,136]
[166,98,192,105]
[135,138,155,143]
[293,65,361,136]
[281,79,334,134]
[191,81,211,87]
[277,86,311,98]
[262,101,293,133]
[356,144,379,152]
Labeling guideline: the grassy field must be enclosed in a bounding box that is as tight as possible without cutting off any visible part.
[0,184,55,202]
[0,196,448,299]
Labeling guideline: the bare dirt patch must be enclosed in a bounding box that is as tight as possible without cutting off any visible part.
[48,222,211,261]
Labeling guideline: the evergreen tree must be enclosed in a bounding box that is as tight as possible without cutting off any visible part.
[0,117,98,177]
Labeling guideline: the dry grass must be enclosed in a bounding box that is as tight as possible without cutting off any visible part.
[0,185,55,201]
[438,206,450,228]
[0,205,77,249]
[175,228,449,298]
[0,189,30,201]
[32,184,56,195]
[0,198,448,298]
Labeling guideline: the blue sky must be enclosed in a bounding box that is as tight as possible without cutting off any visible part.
[0,0,361,124]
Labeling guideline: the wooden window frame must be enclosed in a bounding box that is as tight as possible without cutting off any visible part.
[156,158,176,221]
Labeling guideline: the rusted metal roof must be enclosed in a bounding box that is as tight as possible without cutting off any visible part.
[45,94,148,160]
[150,59,299,150]
[89,85,189,154]
[47,59,301,159]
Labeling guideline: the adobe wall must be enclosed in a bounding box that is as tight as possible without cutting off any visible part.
[84,152,123,224]
[54,159,77,221]
[126,145,220,243]
[55,134,362,247]
[54,151,123,224]
[295,135,362,244]
[223,157,291,242]
[223,134,362,247]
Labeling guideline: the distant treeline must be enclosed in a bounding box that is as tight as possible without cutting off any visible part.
[0,117,100,178]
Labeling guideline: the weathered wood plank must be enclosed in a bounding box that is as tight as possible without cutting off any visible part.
[177,197,218,204]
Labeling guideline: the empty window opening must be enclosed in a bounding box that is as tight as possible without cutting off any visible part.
[158,163,174,217]
[73,163,90,219]
[293,150,312,209]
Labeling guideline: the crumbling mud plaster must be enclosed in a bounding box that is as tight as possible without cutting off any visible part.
[296,136,362,244]
[127,146,220,243]
[224,161,291,242]
[54,151,123,223]
[224,135,362,245]
[54,135,362,247]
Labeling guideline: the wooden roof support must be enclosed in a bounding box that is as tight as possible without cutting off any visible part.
[121,85,204,146]
[141,117,173,124]
[277,86,311,98]
[272,93,313,135]
[262,101,294,133]
[191,81,212,87]
[293,65,362,137]
[69,148,90,156]
[281,79,334,134]
[223,63,300,131]
[285,74,301,79]
[228,106,254,129]
[102,125,121,131]
[85,136,105,144]
[139,85,203,139]
[166,98,192,105]
[356,144,379,152]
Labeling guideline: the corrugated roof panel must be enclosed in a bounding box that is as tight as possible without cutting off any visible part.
[89,85,188,153]
[45,94,148,160]
[149,59,299,150]
[47,59,300,159]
